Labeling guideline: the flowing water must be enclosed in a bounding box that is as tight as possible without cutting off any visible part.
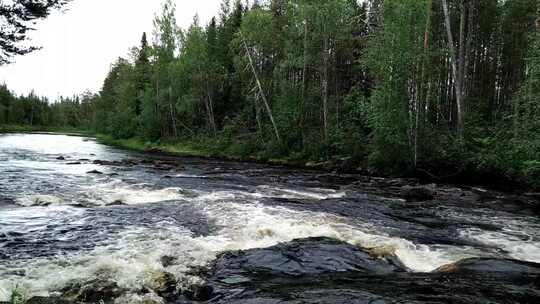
[0,133,539,301]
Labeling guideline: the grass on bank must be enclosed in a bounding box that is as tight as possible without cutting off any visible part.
[0,125,92,136]
[94,134,306,167]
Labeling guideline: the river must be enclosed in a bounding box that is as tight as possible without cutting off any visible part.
[1,133,539,303]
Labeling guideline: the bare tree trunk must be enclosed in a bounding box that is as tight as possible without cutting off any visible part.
[255,94,263,135]
[458,0,467,101]
[464,0,474,99]
[442,0,464,138]
[204,77,217,135]
[168,86,178,137]
[301,18,308,133]
[241,31,281,142]
[321,32,329,141]
[415,0,433,167]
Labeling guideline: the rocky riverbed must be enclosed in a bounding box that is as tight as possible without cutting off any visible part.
[1,133,539,303]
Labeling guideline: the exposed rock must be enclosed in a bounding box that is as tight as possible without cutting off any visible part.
[105,200,125,206]
[211,237,405,280]
[113,293,164,304]
[436,257,540,276]
[56,156,66,160]
[93,159,138,167]
[66,162,81,165]
[62,279,124,303]
[87,170,103,175]
[31,195,62,206]
[401,186,435,201]
[160,255,178,267]
[201,238,540,303]
[146,271,177,300]
[26,297,73,304]
[305,161,335,171]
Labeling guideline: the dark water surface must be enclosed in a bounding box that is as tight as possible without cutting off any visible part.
[1,133,539,302]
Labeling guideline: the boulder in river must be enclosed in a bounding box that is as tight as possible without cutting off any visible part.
[30,195,62,206]
[146,271,178,300]
[160,255,178,267]
[211,237,405,281]
[105,199,125,206]
[62,279,124,303]
[86,170,103,175]
[201,237,540,303]
[436,257,540,276]
[401,186,435,201]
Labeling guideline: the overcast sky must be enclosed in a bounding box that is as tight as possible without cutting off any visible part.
[0,0,222,101]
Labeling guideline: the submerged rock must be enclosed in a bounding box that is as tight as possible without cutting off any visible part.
[184,285,214,302]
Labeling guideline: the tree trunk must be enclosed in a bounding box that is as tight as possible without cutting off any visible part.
[321,32,329,141]
[241,31,281,142]
[415,0,433,167]
[442,0,464,138]
[301,18,308,133]
[204,77,217,135]
[168,86,178,137]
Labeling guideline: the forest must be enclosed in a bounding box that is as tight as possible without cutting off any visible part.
[1,0,539,188]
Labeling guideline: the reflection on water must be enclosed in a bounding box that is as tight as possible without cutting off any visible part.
[0,133,539,300]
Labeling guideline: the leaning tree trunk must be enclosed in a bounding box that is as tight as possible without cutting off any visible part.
[241,31,281,143]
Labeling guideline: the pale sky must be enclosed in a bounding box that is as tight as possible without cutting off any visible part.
[0,0,222,101]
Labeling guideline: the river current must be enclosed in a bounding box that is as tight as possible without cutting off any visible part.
[0,133,539,301]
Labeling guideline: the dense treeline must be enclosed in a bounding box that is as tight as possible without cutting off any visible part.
[1,0,539,186]
[0,84,94,128]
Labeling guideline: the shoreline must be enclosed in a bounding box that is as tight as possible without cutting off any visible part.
[1,126,538,192]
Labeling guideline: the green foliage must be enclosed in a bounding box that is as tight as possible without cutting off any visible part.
[7,285,25,304]
[3,0,540,188]
[364,0,428,171]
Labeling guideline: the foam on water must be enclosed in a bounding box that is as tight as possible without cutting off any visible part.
[80,181,188,206]
[201,199,478,272]
[256,185,346,200]
[0,189,480,300]
[460,227,540,263]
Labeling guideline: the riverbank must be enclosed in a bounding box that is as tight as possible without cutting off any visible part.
[0,125,91,136]
[1,126,538,192]
[95,135,540,193]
